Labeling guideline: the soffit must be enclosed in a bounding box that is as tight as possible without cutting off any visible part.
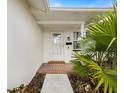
[41,24,80,30]
[26,0,110,30]
[31,8,105,22]
[26,0,109,22]
[27,0,49,12]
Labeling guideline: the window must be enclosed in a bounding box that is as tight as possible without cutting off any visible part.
[73,32,81,51]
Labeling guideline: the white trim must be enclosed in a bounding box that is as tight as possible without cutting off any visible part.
[37,21,85,25]
[80,23,85,37]
[50,7,111,12]
[50,31,64,61]
[42,0,49,12]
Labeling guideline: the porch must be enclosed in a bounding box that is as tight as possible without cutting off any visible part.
[8,0,109,91]
[32,5,106,63]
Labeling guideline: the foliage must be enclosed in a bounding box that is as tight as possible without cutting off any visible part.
[71,4,117,93]
[7,84,25,93]
[73,53,117,93]
[71,58,89,79]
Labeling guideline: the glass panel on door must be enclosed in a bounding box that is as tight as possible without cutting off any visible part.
[51,32,63,60]
[52,33,62,55]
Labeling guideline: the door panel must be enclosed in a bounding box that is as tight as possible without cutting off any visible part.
[50,32,63,60]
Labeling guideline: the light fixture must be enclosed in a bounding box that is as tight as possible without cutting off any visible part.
[67,36,71,41]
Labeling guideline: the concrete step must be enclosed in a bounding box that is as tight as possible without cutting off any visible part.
[40,74,74,93]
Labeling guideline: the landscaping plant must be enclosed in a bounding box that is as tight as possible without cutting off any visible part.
[72,4,117,93]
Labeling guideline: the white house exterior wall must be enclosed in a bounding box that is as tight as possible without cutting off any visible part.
[7,0,44,89]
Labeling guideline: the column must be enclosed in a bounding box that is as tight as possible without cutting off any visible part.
[80,22,85,53]
[80,22,85,38]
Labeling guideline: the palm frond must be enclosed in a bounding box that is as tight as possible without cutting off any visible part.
[71,3,117,93]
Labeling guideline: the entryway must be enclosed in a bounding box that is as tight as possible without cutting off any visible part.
[50,32,64,61]
[42,24,82,63]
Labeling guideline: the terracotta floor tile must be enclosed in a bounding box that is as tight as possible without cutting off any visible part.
[37,62,73,74]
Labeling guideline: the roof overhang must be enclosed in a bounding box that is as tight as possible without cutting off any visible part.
[27,0,49,13]
[50,7,111,12]
[26,0,111,30]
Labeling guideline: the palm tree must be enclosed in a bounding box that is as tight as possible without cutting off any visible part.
[72,4,117,93]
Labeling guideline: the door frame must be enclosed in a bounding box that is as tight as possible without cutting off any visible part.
[49,31,64,61]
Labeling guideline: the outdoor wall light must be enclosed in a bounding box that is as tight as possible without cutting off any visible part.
[67,36,71,41]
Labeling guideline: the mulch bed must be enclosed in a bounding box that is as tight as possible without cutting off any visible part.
[24,73,95,93]
[68,73,95,93]
[23,73,45,93]
[23,63,95,93]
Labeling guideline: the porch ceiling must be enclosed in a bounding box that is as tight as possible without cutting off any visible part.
[31,8,106,22]
[40,24,80,30]
[31,8,107,29]
[26,0,110,29]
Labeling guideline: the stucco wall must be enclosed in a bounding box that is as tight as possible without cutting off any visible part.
[43,30,50,63]
[7,0,43,89]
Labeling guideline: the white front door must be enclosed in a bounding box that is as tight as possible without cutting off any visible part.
[50,32,64,60]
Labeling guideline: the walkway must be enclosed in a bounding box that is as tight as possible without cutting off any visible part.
[38,61,74,93]
[24,62,74,93]
[37,62,73,74]
[40,74,74,93]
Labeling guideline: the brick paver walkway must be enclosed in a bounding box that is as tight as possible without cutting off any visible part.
[37,63,73,74]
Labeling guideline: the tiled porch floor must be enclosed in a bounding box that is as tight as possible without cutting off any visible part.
[37,63,73,74]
